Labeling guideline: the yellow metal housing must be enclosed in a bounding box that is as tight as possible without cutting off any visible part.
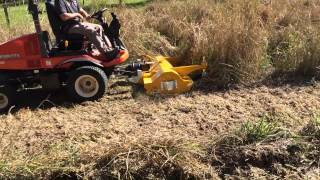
[141,56,207,94]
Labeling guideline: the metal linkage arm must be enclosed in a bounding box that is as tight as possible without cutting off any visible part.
[28,0,42,33]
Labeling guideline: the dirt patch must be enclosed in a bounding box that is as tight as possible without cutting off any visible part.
[209,137,320,179]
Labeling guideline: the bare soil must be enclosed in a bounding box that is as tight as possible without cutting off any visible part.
[0,77,319,179]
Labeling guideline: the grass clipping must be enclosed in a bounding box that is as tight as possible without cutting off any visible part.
[1,112,320,179]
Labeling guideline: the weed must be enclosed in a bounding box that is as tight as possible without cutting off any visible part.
[238,118,281,144]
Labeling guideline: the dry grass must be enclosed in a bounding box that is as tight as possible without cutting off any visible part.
[143,0,269,86]
[118,0,320,85]
[1,0,320,86]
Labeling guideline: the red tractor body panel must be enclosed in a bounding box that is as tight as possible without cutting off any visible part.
[0,33,129,70]
[0,33,42,70]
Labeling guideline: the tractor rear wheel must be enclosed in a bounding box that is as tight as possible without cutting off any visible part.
[66,66,108,102]
[0,86,14,113]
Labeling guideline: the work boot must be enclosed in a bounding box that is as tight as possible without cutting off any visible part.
[105,48,120,61]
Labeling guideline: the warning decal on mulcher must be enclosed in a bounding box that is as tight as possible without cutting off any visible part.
[0,54,20,60]
[161,80,178,91]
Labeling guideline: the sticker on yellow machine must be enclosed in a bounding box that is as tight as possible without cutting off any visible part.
[161,80,177,91]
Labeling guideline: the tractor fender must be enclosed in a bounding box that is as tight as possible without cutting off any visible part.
[56,58,104,69]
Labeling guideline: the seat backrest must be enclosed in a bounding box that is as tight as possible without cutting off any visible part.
[45,0,62,39]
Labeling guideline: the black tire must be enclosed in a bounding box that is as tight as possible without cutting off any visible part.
[66,66,108,102]
[0,86,15,113]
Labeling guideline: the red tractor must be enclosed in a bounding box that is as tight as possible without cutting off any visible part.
[0,0,130,112]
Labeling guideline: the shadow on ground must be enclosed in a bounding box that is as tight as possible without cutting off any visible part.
[193,73,319,94]
[10,89,73,113]
[7,80,143,114]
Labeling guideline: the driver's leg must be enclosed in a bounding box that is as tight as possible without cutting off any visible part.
[68,23,110,53]
[83,22,113,48]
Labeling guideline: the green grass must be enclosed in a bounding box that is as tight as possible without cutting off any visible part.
[85,0,147,5]
[238,118,282,144]
[0,5,33,28]
[86,0,149,10]
[0,0,148,28]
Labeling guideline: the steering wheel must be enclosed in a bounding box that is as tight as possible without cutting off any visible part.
[90,8,108,20]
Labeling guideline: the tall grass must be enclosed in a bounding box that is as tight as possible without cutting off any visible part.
[1,0,320,86]
[266,0,320,76]
[120,0,320,85]
[144,0,269,85]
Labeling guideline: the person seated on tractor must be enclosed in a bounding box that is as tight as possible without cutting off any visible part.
[55,0,118,60]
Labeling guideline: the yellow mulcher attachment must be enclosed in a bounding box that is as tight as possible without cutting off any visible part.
[128,56,207,95]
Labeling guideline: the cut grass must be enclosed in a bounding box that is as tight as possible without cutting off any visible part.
[0,80,319,178]
[0,138,209,179]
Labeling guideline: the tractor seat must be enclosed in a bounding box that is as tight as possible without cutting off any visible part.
[41,30,86,57]
[45,0,84,51]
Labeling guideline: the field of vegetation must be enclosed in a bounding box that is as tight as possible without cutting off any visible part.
[0,0,320,179]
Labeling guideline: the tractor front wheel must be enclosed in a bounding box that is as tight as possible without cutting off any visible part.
[0,86,14,113]
[66,66,108,102]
